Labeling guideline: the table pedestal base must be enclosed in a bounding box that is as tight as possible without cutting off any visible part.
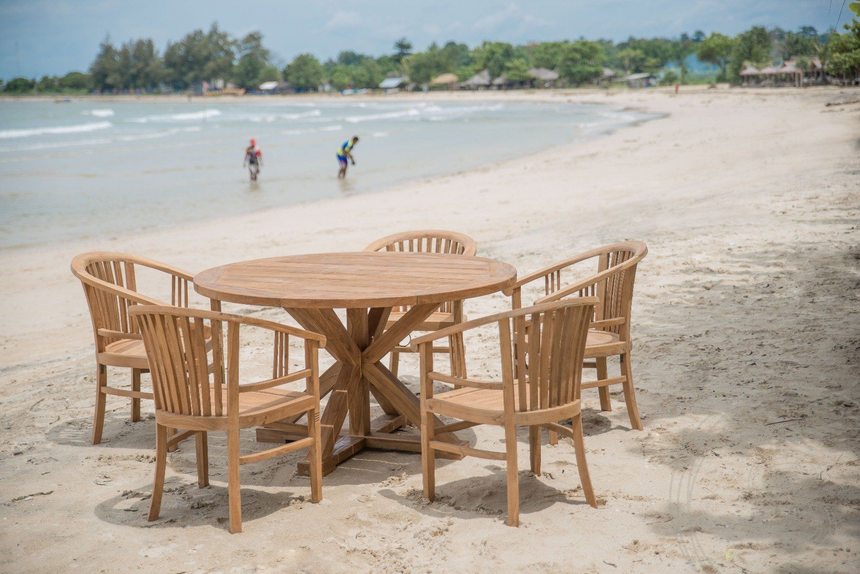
[255,304,465,476]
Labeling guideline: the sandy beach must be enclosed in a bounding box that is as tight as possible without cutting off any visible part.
[1,86,858,573]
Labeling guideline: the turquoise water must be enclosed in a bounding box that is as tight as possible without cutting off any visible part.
[0,98,651,250]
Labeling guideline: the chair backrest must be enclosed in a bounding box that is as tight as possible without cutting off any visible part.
[129,305,324,418]
[538,241,647,341]
[509,299,595,412]
[363,230,478,313]
[71,252,193,352]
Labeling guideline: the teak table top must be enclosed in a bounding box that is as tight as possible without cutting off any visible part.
[193,252,517,309]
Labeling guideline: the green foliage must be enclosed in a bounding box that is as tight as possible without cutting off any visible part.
[72,21,840,95]
[284,53,324,89]
[617,48,645,74]
[728,26,772,80]
[59,72,90,90]
[233,32,272,89]
[697,33,734,80]
[660,70,679,85]
[406,43,453,84]
[475,41,516,79]
[504,58,532,82]
[351,59,384,89]
[557,41,604,85]
[4,77,36,93]
[328,66,353,90]
[393,37,413,64]
[826,19,860,77]
[37,75,59,91]
[529,41,566,69]
[163,23,236,90]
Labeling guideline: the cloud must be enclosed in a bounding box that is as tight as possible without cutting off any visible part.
[324,11,363,32]
[471,2,551,35]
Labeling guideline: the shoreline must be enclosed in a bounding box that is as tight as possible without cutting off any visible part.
[1,87,858,573]
[0,96,659,254]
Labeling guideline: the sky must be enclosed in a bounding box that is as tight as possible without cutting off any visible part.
[0,0,849,80]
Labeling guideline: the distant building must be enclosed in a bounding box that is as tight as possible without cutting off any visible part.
[461,69,491,90]
[623,73,657,88]
[592,68,617,86]
[527,67,559,88]
[430,73,459,90]
[379,76,409,92]
[740,59,826,87]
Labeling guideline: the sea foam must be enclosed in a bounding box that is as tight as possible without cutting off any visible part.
[0,121,113,139]
[128,109,222,123]
[83,109,115,117]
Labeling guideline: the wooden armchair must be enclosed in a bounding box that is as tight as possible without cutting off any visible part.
[412,298,599,526]
[71,252,208,444]
[504,241,648,432]
[129,305,326,534]
[363,230,477,378]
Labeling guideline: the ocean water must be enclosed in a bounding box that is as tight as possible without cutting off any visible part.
[0,99,651,250]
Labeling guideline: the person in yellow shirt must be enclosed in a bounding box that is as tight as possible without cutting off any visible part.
[336,136,359,179]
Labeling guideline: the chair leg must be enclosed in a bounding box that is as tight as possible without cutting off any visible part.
[195,431,209,487]
[167,427,178,452]
[572,414,597,508]
[597,357,612,412]
[389,349,400,378]
[449,333,467,379]
[227,427,242,534]
[92,364,107,445]
[504,422,520,526]
[621,353,643,430]
[148,423,167,521]
[529,426,541,476]
[421,405,435,502]
[131,369,141,422]
[308,408,323,503]
[548,428,559,446]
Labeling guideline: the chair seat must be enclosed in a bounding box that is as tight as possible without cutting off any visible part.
[428,387,580,426]
[584,329,629,358]
[386,311,466,332]
[99,338,149,369]
[157,387,315,430]
[98,325,214,370]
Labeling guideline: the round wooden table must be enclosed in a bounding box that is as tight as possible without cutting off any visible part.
[194,252,517,475]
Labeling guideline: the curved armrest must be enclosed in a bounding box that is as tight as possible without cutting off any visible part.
[410,297,599,350]
[129,305,327,346]
[135,257,195,282]
[502,250,601,296]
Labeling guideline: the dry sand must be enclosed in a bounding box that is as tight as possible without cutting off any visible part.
[1,86,858,573]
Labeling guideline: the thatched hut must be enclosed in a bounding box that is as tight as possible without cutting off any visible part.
[623,73,657,88]
[430,73,459,90]
[461,69,491,90]
[592,68,617,86]
[527,67,559,88]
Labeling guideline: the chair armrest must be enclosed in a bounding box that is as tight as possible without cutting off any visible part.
[410,297,599,349]
[502,251,601,296]
[533,264,626,304]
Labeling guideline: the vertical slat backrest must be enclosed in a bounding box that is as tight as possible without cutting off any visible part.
[136,309,230,418]
[83,259,138,337]
[596,249,637,337]
[272,331,290,378]
[367,232,476,313]
[521,303,593,412]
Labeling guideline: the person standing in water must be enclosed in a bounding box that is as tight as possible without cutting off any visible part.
[244,139,263,181]
[337,136,359,179]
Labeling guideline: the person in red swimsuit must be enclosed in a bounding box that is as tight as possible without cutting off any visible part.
[244,139,263,181]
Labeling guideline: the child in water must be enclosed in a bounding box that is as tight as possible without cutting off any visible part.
[244,139,263,181]
[337,136,359,179]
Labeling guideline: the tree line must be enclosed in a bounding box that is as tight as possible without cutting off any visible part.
[1,20,858,94]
